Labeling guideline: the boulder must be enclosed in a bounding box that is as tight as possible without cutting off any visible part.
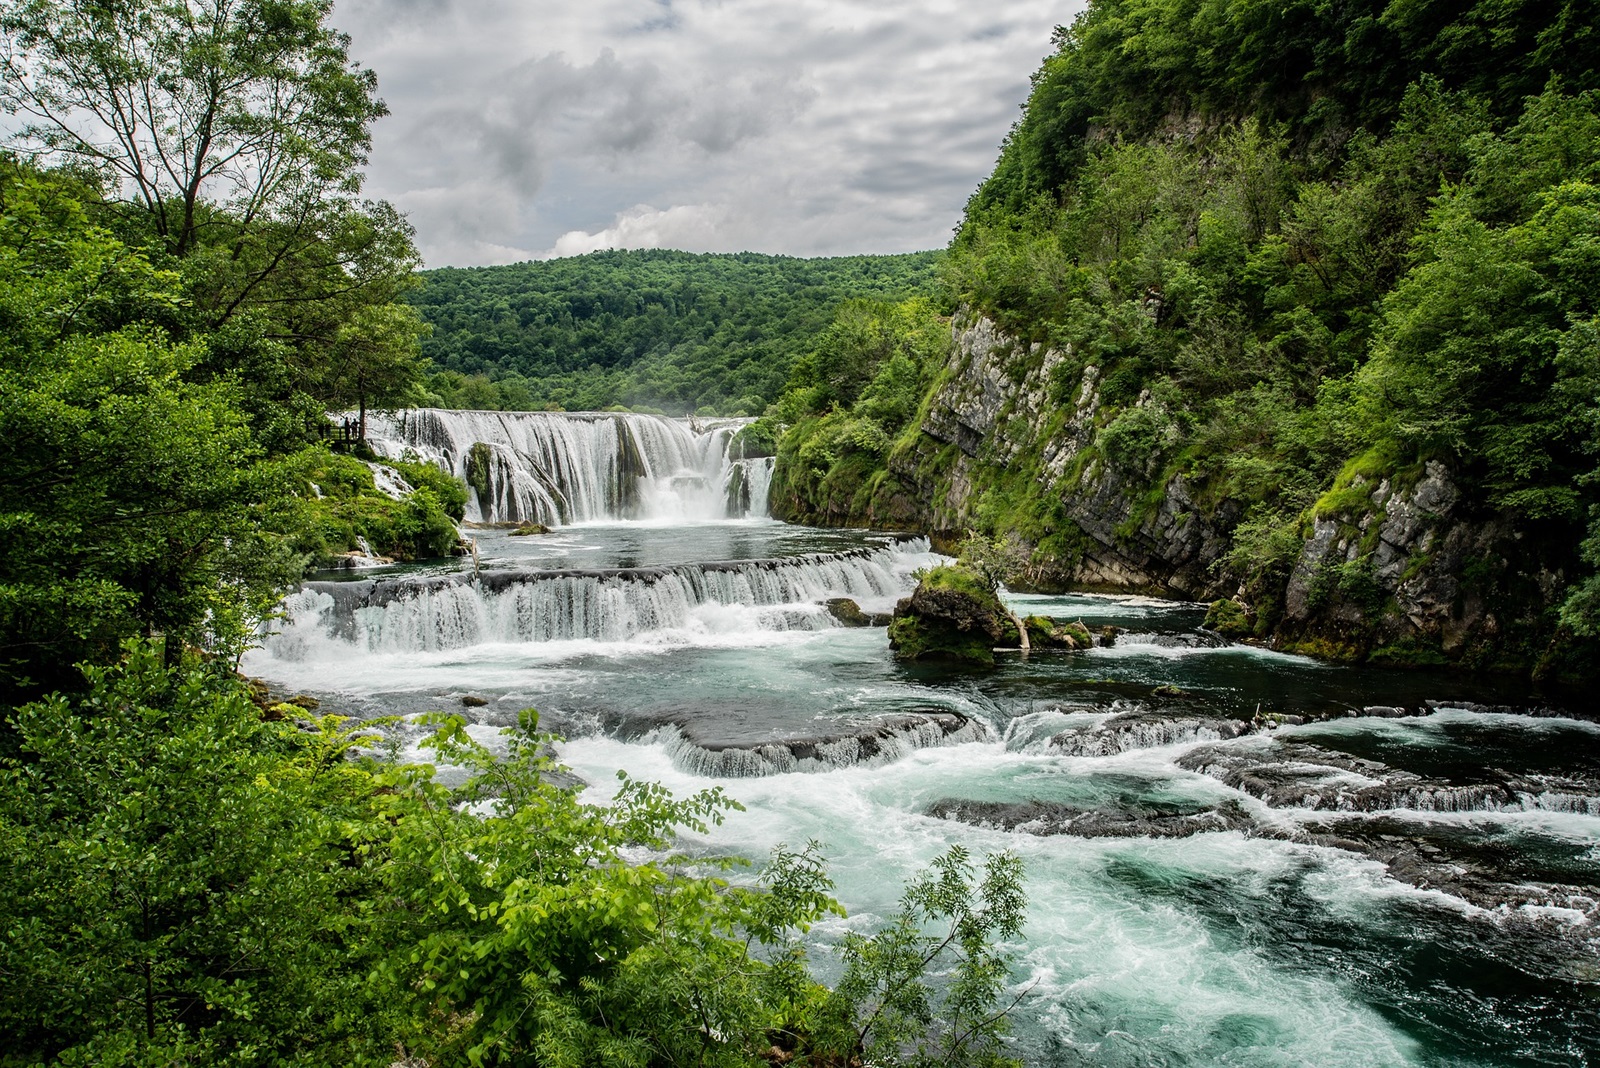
[1023,616,1093,649]
[888,565,1014,666]
[508,522,551,536]
[1203,598,1252,638]
[824,597,870,626]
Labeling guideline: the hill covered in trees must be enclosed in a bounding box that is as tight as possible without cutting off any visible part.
[411,249,941,415]
[766,0,1600,679]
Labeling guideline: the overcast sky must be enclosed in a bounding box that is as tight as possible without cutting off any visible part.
[331,0,1081,267]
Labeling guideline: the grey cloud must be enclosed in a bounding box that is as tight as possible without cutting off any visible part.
[337,0,1081,265]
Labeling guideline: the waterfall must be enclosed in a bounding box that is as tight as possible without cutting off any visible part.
[361,409,776,524]
[265,540,928,657]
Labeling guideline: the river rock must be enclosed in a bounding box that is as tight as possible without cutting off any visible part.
[656,711,986,777]
[1051,712,1252,756]
[824,597,871,626]
[508,522,551,536]
[1023,616,1093,649]
[887,564,1015,665]
[928,797,1254,839]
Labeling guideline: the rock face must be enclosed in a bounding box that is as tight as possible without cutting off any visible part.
[771,310,1583,675]
[776,311,1238,596]
[1274,462,1567,669]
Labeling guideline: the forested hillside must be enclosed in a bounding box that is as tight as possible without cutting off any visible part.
[768,0,1600,679]
[412,249,941,414]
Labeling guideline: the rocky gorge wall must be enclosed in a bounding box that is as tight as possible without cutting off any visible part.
[772,313,1586,678]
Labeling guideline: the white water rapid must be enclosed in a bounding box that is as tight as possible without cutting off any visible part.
[362,409,774,524]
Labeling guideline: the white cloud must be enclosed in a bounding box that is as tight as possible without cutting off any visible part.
[548,203,728,257]
[333,0,1082,266]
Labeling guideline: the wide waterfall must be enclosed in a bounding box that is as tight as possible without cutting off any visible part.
[267,540,927,657]
[362,408,774,524]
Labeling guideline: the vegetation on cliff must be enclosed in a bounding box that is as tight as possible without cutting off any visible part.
[770,0,1600,678]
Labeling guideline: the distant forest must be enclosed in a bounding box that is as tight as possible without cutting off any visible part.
[410,249,942,415]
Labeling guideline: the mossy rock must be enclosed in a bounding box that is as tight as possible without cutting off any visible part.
[888,615,998,666]
[888,564,1012,667]
[825,597,870,627]
[1368,640,1450,667]
[509,522,551,536]
[1023,616,1092,650]
[466,442,494,508]
[1204,599,1253,639]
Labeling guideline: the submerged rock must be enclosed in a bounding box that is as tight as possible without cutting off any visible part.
[1176,738,1600,815]
[1051,712,1252,756]
[657,711,985,777]
[928,797,1254,839]
[824,597,891,627]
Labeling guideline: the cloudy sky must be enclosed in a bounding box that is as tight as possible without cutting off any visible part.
[332,0,1081,267]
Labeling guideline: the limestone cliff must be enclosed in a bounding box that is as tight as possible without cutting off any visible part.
[777,312,1238,598]
[772,312,1582,677]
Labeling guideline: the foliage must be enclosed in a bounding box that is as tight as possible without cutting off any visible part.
[765,2,1600,668]
[411,249,942,416]
[0,643,1030,1067]
[0,642,399,1066]
[1,0,384,258]
[812,846,1027,1068]
[768,298,950,524]
[0,165,290,697]
[957,533,1031,593]
[375,712,832,1066]
[1,0,429,435]
[268,448,465,565]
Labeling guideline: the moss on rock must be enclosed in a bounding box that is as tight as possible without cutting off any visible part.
[1204,598,1252,638]
[889,564,1012,666]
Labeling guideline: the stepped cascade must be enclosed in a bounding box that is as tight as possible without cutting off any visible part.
[268,542,926,656]
[362,409,773,524]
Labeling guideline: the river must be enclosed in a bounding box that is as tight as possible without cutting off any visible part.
[244,410,1600,1067]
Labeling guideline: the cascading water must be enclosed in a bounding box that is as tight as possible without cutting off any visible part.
[361,408,774,524]
[267,541,928,658]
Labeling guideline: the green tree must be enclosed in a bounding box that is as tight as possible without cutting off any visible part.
[814,846,1027,1068]
[0,642,398,1065]
[0,165,283,698]
[315,300,430,438]
[1,0,384,260]
[1,0,424,422]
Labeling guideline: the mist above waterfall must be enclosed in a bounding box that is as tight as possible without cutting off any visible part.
[362,409,773,525]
